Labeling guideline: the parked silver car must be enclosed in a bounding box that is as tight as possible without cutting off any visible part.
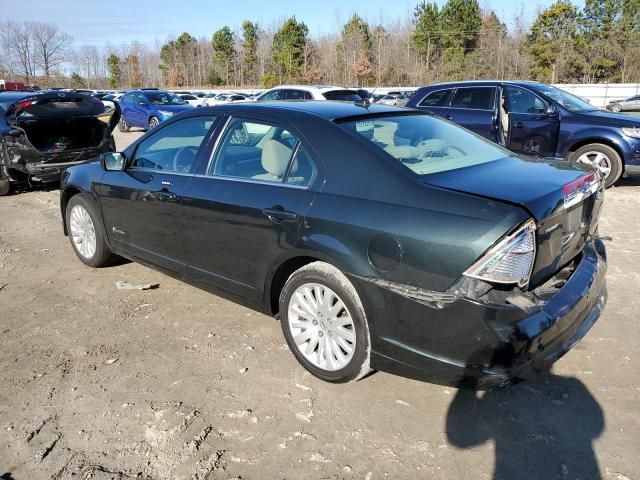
[607,95,640,112]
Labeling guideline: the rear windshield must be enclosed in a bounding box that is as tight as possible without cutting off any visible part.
[323,90,361,101]
[339,114,510,175]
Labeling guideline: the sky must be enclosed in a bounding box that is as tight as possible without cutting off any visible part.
[3,0,586,47]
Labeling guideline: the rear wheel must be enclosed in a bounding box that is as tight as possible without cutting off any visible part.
[612,104,622,112]
[570,143,622,188]
[147,116,160,130]
[66,194,117,268]
[279,262,371,383]
[118,115,130,132]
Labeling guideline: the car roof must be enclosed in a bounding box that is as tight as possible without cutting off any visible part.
[272,85,355,93]
[424,80,543,88]
[196,100,409,121]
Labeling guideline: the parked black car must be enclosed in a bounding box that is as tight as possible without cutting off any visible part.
[60,101,607,387]
[406,81,640,187]
[0,90,120,195]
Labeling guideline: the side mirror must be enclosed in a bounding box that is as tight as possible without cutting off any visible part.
[101,152,126,171]
[545,103,558,116]
[139,101,149,106]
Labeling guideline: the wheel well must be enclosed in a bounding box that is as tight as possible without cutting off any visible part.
[567,138,625,169]
[269,256,322,315]
[60,187,81,234]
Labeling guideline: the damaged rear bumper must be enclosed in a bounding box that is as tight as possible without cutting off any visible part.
[350,238,607,388]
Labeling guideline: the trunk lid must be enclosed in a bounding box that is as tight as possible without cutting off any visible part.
[423,156,604,287]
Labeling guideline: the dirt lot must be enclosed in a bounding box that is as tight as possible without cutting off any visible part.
[1,128,639,479]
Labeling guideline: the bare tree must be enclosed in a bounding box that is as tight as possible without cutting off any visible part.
[32,22,72,80]
[0,21,36,83]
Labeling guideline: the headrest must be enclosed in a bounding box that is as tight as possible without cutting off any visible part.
[261,140,293,178]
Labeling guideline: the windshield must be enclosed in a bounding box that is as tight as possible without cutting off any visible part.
[532,85,596,112]
[340,114,510,175]
[146,92,186,105]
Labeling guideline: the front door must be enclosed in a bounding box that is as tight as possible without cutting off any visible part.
[99,115,218,272]
[181,116,321,300]
[503,85,560,157]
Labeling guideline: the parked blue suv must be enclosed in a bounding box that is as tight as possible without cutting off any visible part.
[118,89,193,132]
[406,81,640,187]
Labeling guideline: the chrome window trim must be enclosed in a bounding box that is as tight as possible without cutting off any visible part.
[192,173,309,190]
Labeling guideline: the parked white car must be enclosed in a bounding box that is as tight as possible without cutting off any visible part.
[254,85,362,102]
[178,94,201,106]
[202,93,248,106]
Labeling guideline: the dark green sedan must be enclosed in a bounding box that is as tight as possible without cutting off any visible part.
[60,101,607,387]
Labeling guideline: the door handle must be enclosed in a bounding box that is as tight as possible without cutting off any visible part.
[514,121,524,128]
[262,206,298,223]
[444,114,453,120]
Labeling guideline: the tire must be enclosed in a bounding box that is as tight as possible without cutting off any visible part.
[0,179,10,196]
[118,115,130,132]
[279,261,371,383]
[569,143,623,188]
[65,194,117,268]
[612,104,622,112]
[147,116,160,130]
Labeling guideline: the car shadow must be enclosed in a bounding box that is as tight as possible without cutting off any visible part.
[1,473,15,480]
[615,175,640,188]
[8,181,60,196]
[446,370,604,480]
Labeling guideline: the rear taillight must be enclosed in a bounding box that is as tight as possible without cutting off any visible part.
[563,171,600,209]
[463,219,537,288]
[15,99,35,111]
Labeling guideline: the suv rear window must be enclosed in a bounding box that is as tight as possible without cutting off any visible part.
[339,114,509,175]
[450,87,496,110]
[323,90,361,101]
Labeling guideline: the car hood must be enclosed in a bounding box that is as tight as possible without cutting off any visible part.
[422,155,591,221]
[573,109,640,127]
[153,104,193,113]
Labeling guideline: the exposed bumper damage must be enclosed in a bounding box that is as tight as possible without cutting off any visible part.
[350,238,607,388]
[0,95,119,185]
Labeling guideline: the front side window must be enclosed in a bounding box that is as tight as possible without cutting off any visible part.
[450,87,496,110]
[323,90,360,101]
[130,116,216,172]
[340,114,511,176]
[505,86,546,114]
[209,118,316,186]
[258,90,280,102]
[418,89,452,107]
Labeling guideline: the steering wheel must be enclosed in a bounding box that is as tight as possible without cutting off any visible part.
[172,146,198,173]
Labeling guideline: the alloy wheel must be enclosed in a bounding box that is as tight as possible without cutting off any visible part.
[576,151,612,179]
[149,117,159,129]
[69,205,97,259]
[287,283,356,371]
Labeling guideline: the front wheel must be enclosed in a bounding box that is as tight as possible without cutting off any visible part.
[118,115,130,132]
[147,116,160,130]
[569,143,623,188]
[279,262,371,383]
[0,179,10,196]
[612,104,622,112]
[66,194,118,267]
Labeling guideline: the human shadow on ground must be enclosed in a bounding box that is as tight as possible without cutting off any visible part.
[446,370,604,480]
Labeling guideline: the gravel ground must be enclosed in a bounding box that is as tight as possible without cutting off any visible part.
[0,129,638,479]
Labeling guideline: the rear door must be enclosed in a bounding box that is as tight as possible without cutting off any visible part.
[503,85,559,157]
[181,115,322,299]
[444,86,498,140]
[99,115,218,272]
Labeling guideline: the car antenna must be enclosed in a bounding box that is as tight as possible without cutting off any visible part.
[355,71,391,108]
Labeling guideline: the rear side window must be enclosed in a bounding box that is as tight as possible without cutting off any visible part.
[282,90,310,100]
[418,89,453,107]
[130,116,216,172]
[450,87,496,110]
[323,90,361,101]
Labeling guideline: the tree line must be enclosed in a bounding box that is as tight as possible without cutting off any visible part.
[1,0,639,90]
